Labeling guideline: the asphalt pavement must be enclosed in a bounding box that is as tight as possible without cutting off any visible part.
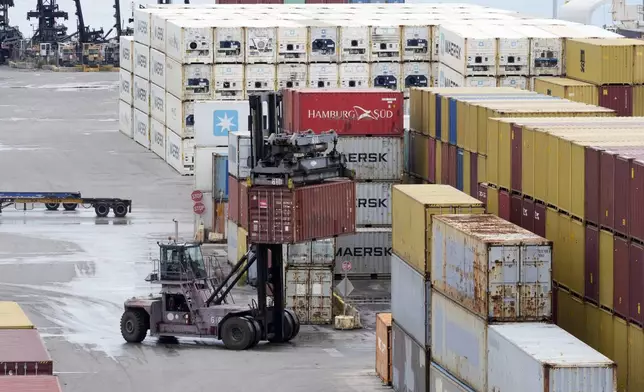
[0,67,390,392]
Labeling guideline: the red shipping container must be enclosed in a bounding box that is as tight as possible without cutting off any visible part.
[600,150,616,230]
[477,183,488,207]
[470,152,478,198]
[511,124,522,192]
[498,189,511,221]
[585,146,602,225]
[239,180,249,229]
[630,243,644,325]
[614,236,630,318]
[0,329,53,376]
[228,175,240,225]
[428,137,436,184]
[631,160,644,242]
[285,89,404,136]
[448,144,457,188]
[521,198,535,233]
[615,155,634,236]
[241,179,356,244]
[510,194,522,226]
[533,202,546,238]
[584,225,600,304]
[599,86,633,117]
[441,141,449,185]
[0,376,62,392]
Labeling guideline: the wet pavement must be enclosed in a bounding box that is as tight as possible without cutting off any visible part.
[0,68,389,392]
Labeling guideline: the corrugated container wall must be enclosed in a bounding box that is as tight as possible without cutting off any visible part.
[487,323,616,392]
[432,214,553,322]
[336,137,403,181]
[565,38,644,85]
[283,239,335,265]
[0,377,63,392]
[0,301,34,329]
[0,329,53,376]
[375,313,393,385]
[356,182,395,226]
[334,228,392,276]
[284,266,333,325]
[430,362,476,392]
[598,86,634,116]
[227,219,238,264]
[392,321,429,392]
[634,86,644,116]
[391,253,430,348]
[533,77,598,106]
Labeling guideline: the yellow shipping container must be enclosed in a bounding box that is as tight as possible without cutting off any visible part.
[556,213,572,289]
[486,185,499,215]
[585,301,602,350]
[598,308,614,359]
[599,229,615,310]
[629,324,644,391]
[556,288,586,341]
[565,38,644,85]
[534,77,599,105]
[409,88,424,133]
[0,301,34,329]
[391,184,485,277]
[569,218,586,296]
[477,154,487,185]
[635,86,644,116]
[409,131,431,181]
[614,317,629,392]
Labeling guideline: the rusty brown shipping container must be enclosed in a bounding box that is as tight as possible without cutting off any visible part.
[599,230,614,310]
[615,154,634,236]
[470,152,478,198]
[510,194,522,226]
[228,175,240,225]
[375,312,392,385]
[511,124,522,193]
[498,189,511,221]
[585,225,600,304]
[239,180,249,229]
[630,243,644,326]
[614,236,630,318]
[601,151,616,230]
[534,202,546,238]
[599,86,634,117]
[448,144,457,188]
[477,183,488,208]
[586,147,602,225]
[521,197,535,233]
[632,160,644,243]
[0,377,62,392]
[0,329,53,375]
[441,142,449,185]
[241,180,356,244]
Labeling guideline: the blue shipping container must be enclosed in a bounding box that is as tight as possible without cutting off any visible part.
[435,94,442,140]
[456,148,464,191]
[213,153,229,200]
[448,98,457,145]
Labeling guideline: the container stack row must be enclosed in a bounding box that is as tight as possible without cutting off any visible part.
[533,38,644,116]
[0,301,62,392]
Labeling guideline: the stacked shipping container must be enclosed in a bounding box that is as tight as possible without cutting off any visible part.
[0,302,61,391]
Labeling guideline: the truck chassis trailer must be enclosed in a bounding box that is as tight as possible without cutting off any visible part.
[0,192,132,217]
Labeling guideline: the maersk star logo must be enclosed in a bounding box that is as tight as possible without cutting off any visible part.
[213,110,238,136]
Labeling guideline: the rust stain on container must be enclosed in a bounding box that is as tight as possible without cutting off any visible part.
[448,144,457,188]
[375,312,393,385]
[511,124,522,193]
[498,189,511,221]
[615,155,633,236]
[510,194,522,226]
[599,86,634,117]
[534,202,546,238]
[631,160,644,243]
[585,147,602,225]
[630,243,644,326]
[242,180,356,244]
[477,183,488,209]
[600,150,616,230]
[441,141,449,185]
[0,329,53,375]
[614,236,630,318]
[228,175,240,225]
[470,152,478,198]
[585,225,600,304]
[614,317,629,392]
[521,197,535,233]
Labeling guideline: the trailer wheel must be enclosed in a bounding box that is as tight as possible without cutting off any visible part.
[120,309,148,343]
[94,203,110,217]
[45,203,60,211]
[284,309,300,339]
[112,203,128,218]
[221,316,254,351]
[63,203,78,211]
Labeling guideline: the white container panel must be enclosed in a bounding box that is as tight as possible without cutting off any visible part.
[149,48,166,89]
[277,64,308,90]
[277,23,308,63]
[133,76,150,114]
[438,24,496,77]
[508,25,563,76]
[334,228,392,276]
[437,63,496,88]
[339,63,370,89]
[165,129,194,176]
[431,289,487,392]
[150,118,166,160]
[499,76,529,90]
[118,100,133,138]
[285,267,333,325]
[245,26,277,64]
[166,58,213,101]
[402,25,431,61]
[431,62,440,87]
[133,42,150,80]
[339,25,369,62]
[370,23,401,61]
[165,20,214,64]
[133,8,152,47]
[166,92,195,139]
[133,109,150,150]
[391,253,430,348]
[356,182,394,227]
[150,14,168,52]
[119,69,133,105]
[308,63,339,88]
[228,131,251,179]
[371,62,401,91]
[227,219,239,265]
[430,362,476,392]
[245,64,277,98]
[214,64,245,100]
[482,25,529,76]
[335,136,403,181]
[194,146,228,192]
[283,238,335,266]
[402,62,431,93]
[150,83,166,124]
[119,36,134,72]
[194,100,250,147]
[215,26,245,64]
[487,323,616,392]
[309,24,339,63]
[392,321,429,392]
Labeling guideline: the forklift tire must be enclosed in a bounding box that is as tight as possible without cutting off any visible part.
[120,309,148,343]
[45,203,60,211]
[221,316,254,350]
[95,203,110,217]
[244,317,262,348]
[63,203,78,211]
[268,312,294,343]
[284,309,300,339]
[113,203,128,218]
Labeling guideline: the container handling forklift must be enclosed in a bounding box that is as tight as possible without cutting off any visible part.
[120,92,355,350]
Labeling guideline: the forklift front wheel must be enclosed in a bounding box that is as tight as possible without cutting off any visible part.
[243,316,262,349]
[284,309,300,340]
[221,316,254,351]
[120,309,148,343]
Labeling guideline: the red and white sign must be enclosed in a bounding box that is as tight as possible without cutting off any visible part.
[259,199,268,209]
[191,190,203,202]
[341,261,352,272]
[193,202,206,215]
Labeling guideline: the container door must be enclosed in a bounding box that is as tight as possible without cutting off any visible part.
[456,148,464,191]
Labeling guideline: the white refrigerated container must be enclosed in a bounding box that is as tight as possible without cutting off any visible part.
[149,83,166,124]
[436,63,496,88]
[119,36,134,72]
[150,118,166,160]
[483,24,530,76]
[214,21,245,64]
[402,62,431,93]
[165,129,195,175]
[277,64,307,90]
[277,20,308,63]
[370,21,401,61]
[119,69,133,105]
[165,19,214,64]
[228,131,251,180]
[133,41,150,80]
[165,58,213,100]
[149,48,166,89]
[339,23,369,62]
[245,21,277,64]
[371,62,401,91]
[118,100,133,139]
[165,92,195,138]
[194,100,250,147]
[309,63,339,88]
[339,63,370,89]
[507,25,563,76]
[498,75,529,90]
[402,24,432,62]
[245,64,276,98]
[133,108,150,150]
[214,64,245,100]
[437,24,496,77]
[132,75,150,114]
[309,21,339,63]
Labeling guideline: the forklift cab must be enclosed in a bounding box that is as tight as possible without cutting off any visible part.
[159,243,207,281]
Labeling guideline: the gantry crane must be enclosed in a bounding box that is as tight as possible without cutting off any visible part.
[27,0,68,44]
